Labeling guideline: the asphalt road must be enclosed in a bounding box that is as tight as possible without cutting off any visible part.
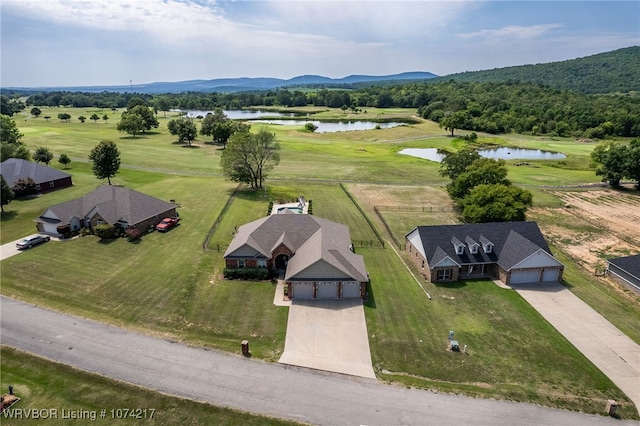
[1,297,634,425]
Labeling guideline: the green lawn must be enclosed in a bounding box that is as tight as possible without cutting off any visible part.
[2,107,639,418]
[0,346,298,426]
[361,247,635,417]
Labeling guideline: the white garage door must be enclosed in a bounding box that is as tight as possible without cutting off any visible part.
[511,270,540,284]
[541,269,559,282]
[341,281,361,298]
[317,282,338,299]
[292,282,314,299]
[42,223,59,235]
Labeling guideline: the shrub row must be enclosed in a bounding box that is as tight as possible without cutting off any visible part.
[223,268,274,280]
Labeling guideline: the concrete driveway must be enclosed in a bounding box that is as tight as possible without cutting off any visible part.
[278,299,376,379]
[0,234,56,261]
[512,281,640,414]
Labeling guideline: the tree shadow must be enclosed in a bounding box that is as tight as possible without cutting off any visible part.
[0,211,18,221]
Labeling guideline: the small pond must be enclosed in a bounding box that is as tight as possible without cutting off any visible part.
[253,119,404,133]
[174,109,298,119]
[399,147,566,163]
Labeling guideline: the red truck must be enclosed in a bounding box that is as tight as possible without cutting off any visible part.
[156,217,180,232]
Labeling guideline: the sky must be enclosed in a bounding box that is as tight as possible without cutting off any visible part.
[1,0,638,88]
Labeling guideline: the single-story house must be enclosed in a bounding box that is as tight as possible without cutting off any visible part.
[224,212,368,299]
[35,185,177,237]
[607,254,640,290]
[0,158,72,193]
[405,221,564,285]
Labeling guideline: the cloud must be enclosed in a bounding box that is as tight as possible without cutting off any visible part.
[459,24,563,42]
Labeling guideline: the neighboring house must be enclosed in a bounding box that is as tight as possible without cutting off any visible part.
[405,221,563,285]
[35,185,177,237]
[607,254,640,290]
[224,213,368,299]
[0,158,72,193]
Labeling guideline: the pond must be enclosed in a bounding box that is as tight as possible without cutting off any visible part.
[252,119,405,133]
[173,109,298,119]
[399,147,566,163]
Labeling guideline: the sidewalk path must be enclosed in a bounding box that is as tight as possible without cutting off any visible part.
[1,296,634,425]
[512,282,640,415]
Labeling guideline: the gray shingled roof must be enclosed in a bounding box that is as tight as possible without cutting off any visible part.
[224,214,368,282]
[408,222,552,270]
[0,158,71,186]
[608,254,640,279]
[37,185,175,226]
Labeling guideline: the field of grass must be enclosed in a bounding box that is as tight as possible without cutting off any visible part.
[2,107,639,418]
[0,346,298,426]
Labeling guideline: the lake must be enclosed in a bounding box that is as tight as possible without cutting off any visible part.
[252,119,404,133]
[399,147,566,162]
[174,109,297,119]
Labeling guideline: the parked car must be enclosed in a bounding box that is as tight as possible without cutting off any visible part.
[16,234,51,249]
[156,217,180,232]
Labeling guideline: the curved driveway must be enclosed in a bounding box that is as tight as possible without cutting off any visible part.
[1,296,633,425]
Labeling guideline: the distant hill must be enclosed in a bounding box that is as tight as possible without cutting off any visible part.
[431,46,640,94]
[4,72,438,94]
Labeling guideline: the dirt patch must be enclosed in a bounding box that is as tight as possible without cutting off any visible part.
[534,188,640,272]
[347,183,453,210]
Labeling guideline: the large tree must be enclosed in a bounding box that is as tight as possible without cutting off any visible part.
[58,153,71,169]
[591,141,627,187]
[439,110,468,137]
[88,140,121,185]
[1,175,15,212]
[116,113,145,138]
[33,147,54,165]
[447,158,510,201]
[462,184,533,223]
[200,109,234,148]
[0,114,30,161]
[167,117,197,145]
[221,128,280,189]
[439,148,482,180]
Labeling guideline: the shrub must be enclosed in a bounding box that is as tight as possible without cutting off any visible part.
[223,268,273,280]
[12,177,37,197]
[125,228,143,242]
[94,224,116,240]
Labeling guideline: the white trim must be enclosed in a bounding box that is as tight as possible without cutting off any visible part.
[509,249,563,270]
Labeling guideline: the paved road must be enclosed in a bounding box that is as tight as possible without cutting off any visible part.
[1,297,634,425]
[512,282,640,414]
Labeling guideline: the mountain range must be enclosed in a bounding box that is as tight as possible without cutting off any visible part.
[5,72,438,94]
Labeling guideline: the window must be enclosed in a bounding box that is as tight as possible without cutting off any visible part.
[483,244,493,253]
[257,260,267,268]
[421,260,424,269]
[470,244,478,254]
[50,181,55,187]
[455,245,464,255]
[437,269,451,280]
[238,260,246,268]
[36,184,41,190]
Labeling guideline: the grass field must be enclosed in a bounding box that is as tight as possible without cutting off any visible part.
[2,107,639,419]
[0,346,298,426]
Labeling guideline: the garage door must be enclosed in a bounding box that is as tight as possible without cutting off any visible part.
[317,282,338,299]
[541,269,559,282]
[42,223,59,235]
[342,281,362,298]
[511,270,540,284]
[292,282,314,299]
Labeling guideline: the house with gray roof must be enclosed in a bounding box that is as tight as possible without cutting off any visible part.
[224,213,368,299]
[35,185,177,237]
[607,254,640,291]
[0,158,72,193]
[405,222,563,285]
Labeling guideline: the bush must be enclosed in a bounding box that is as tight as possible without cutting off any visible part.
[223,268,273,280]
[13,177,37,197]
[94,224,116,240]
[125,228,143,242]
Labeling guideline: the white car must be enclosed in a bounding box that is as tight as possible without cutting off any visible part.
[16,234,51,250]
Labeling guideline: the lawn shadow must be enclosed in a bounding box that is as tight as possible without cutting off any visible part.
[433,280,468,290]
[0,211,18,221]
[364,280,376,309]
[97,238,119,245]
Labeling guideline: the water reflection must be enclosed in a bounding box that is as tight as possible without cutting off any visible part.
[399,147,566,162]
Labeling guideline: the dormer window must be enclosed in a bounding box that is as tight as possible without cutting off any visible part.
[479,235,494,253]
[451,236,465,255]
[465,236,479,254]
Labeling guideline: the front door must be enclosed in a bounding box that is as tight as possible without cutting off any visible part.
[275,254,289,270]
